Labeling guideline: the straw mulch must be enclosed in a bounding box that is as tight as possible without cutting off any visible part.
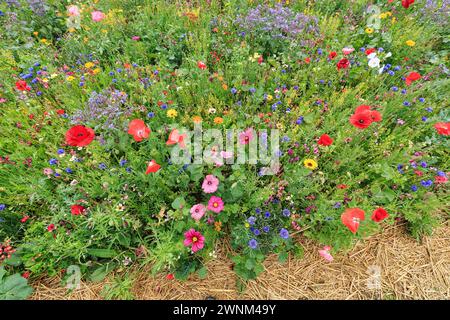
[30,222,450,300]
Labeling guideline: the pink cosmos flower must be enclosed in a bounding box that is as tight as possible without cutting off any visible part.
[67,5,80,17]
[207,196,224,213]
[342,47,355,55]
[91,11,106,22]
[238,128,254,145]
[190,204,206,221]
[202,174,219,193]
[183,228,205,253]
[132,36,140,41]
[319,246,334,262]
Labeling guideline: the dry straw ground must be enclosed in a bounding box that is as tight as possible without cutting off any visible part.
[31,222,449,300]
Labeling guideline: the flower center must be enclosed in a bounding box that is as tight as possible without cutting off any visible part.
[359,119,365,123]
[213,202,218,208]
[192,236,198,242]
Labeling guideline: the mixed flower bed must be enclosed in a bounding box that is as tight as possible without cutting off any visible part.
[0,0,448,294]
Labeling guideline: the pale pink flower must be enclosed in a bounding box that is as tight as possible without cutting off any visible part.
[207,196,224,213]
[67,5,80,17]
[342,47,355,55]
[91,11,106,22]
[202,174,219,193]
[319,246,334,262]
[190,204,206,221]
[183,229,205,253]
[238,128,254,145]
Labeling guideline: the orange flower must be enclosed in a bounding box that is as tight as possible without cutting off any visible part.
[192,116,202,124]
[214,117,223,124]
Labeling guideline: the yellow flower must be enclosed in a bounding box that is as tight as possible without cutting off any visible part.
[405,40,416,47]
[84,62,94,69]
[40,38,48,44]
[304,159,318,170]
[365,27,374,34]
[93,68,101,75]
[379,13,387,19]
[42,78,49,83]
[386,12,392,17]
[266,94,273,101]
[244,222,250,228]
[33,31,39,36]
[66,76,75,82]
[68,27,76,33]
[214,221,222,232]
[101,29,108,34]
[167,109,178,118]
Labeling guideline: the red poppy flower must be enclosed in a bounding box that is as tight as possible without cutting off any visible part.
[370,110,382,122]
[71,204,86,216]
[56,109,65,115]
[371,208,389,222]
[317,134,333,146]
[405,72,421,86]
[401,0,414,9]
[329,51,337,60]
[166,273,174,280]
[65,125,95,147]
[22,271,31,279]
[337,184,348,189]
[145,160,161,174]
[21,215,30,223]
[435,176,448,184]
[47,224,56,232]
[337,58,350,70]
[350,111,373,129]
[434,122,450,136]
[365,48,376,55]
[197,61,207,70]
[15,80,31,91]
[305,57,311,64]
[128,119,150,142]
[341,208,365,234]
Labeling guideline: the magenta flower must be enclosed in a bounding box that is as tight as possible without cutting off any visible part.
[91,11,106,22]
[202,174,219,193]
[190,204,206,221]
[238,128,254,145]
[207,196,224,213]
[131,36,140,41]
[183,228,205,253]
[319,246,334,262]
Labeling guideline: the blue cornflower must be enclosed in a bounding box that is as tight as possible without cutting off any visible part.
[248,239,258,249]
[279,228,289,239]
[49,158,58,165]
[411,185,418,192]
[147,112,155,118]
[425,107,433,113]
[296,116,304,125]
[293,85,299,90]
[403,101,411,106]
[421,161,428,168]
[422,116,427,122]
[282,136,290,142]
[255,208,261,214]
[419,98,425,103]
[420,180,433,188]
[247,216,256,225]
[99,163,107,170]
[108,71,115,76]
[65,168,73,174]
[401,89,407,95]
[37,91,42,96]
[391,86,398,92]
[263,226,270,233]
[57,149,65,155]
[0,204,6,211]
[282,209,291,217]
[388,71,395,76]
[119,159,127,167]
[264,211,271,218]
[231,88,237,94]
[126,167,132,173]
[394,66,401,71]
[161,104,167,110]
[333,202,342,209]
[317,48,323,55]
[249,87,256,94]
[437,171,446,177]
[253,229,261,236]
[397,164,404,174]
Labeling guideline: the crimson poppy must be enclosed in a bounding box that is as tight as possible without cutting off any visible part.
[146,160,161,174]
[350,111,373,129]
[371,207,389,222]
[15,80,30,91]
[65,125,95,147]
[71,204,86,216]
[405,72,421,86]
[128,119,150,142]
[317,134,333,146]
[365,48,376,55]
[401,0,414,9]
[197,61,207,70]
[329,51,337,60]
[337,58,350,70]
[434,122,450,136]
[341,208,365,234]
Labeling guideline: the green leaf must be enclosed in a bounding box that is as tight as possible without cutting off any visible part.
[87,248,118,258]
[171,196,186,210]
[89,263,115,282]
[197,266,208,279]
[0,268,33,300]
[278,251,288,264]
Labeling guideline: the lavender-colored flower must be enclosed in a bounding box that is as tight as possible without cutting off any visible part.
[279,228,289,239]
[27,0,47,16]
[248,239,258,249]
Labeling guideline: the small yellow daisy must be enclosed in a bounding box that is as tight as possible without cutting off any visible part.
[304,159,318,170]
[167,109,178,118]
[365,27,374,34]
[405,40,416,47]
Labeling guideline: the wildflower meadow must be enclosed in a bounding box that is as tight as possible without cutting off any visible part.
[0,0,449,300]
